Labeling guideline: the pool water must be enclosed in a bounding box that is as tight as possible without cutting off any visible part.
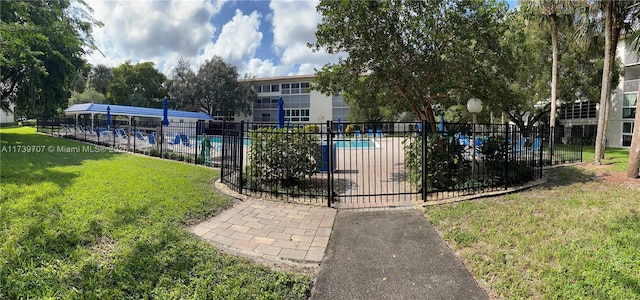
[192,136,377,148]
[334,139,377,148]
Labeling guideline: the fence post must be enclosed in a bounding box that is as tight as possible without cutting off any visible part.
[421,119,427,202]
[221,122,226,184]
[327,120,333,207]
[194,122,199,165]
[504,122,509,191]
[539,126,544,177]
[238,121,244,194]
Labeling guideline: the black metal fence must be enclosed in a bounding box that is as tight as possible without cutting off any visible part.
[37,119,583,207]
[36,118,222,167]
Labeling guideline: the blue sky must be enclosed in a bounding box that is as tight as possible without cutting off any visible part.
[85,0,519,79]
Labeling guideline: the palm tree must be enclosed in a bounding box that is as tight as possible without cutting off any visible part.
[625,3,640,178]
[587,0,640,165]
[526,0,574,156]
[87,64,113,96]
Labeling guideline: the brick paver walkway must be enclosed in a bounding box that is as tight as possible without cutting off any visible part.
[190,199,336,263]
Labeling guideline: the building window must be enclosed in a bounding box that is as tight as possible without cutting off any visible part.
[261,85,271,93]
[561,100,596,119]
[290,83,300,94]
[281,83,290,94]
[301,82,310,93]
[271,84,279,92]
[622,93,637,119]
[285,109,310,122]
[622,122,634,147]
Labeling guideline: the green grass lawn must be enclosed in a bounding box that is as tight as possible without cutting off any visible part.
[581,146,630,172]
[425,151,639,299]
[0,126,310,299]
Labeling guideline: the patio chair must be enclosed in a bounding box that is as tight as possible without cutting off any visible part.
[180,134,192,147]
[116,128,128,139]
[368,129,374,138]
[147,134,156,145]
[168,134,181,145]
[355,130,361,138]
[135,131,146,141]
[376,129,383,137]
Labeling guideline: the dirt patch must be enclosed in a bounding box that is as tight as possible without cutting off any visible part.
[578,163,640,191]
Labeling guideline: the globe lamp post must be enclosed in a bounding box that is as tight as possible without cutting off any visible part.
[467,98,483,177]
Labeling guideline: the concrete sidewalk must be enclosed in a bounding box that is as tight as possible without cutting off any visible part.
[311,210,488,300]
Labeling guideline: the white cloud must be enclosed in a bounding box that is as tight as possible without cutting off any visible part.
[85,0,219,67]
[244,58,277,77]
[198,9,262,66]
[269,0,320,47]
[82,0,342,79]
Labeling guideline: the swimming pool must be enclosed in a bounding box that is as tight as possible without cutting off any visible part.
[191,136,378,148]
[192,136,251,146]
[333,139,377,148]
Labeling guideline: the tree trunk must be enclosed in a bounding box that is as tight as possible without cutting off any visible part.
[627,86,640,178]
[550,15,559,158]
[595,1,613,165]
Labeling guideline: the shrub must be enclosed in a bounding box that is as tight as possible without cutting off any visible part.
[480,135,509,187]
[403,133,468,192]
[304,124,320,133]
[480,135,536,186]
[22,119,37,126]
[344,124,359,136]
[247,127,319,188]
[149,148,161,157]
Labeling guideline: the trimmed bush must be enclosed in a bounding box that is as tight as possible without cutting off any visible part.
[247,127,319,188]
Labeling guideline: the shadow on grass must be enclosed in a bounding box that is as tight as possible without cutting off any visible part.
[0,132,120,192]
[541,166,601,189]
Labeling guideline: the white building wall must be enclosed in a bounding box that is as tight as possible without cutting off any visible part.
[309,89,332,123]
[246,75,347,125]
[561,39,637,148]
[0,104,15,124]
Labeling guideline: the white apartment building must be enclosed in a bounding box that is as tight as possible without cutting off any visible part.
[0,103,15,124]
[560,39,639,148]
[240,74,349,124]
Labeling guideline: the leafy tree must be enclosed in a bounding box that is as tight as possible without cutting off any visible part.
[309,0,510,127]
[493,4,618,135]
[335,76,405,122]
[0,0,101,117]
[87,64,113,96]
[68,87,106,106]
[70,61,92,93]
[167,58,198,111]
[107,61,167,108]
[170,56,255,117]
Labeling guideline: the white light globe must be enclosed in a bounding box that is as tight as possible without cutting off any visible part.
[467,98,483,114]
